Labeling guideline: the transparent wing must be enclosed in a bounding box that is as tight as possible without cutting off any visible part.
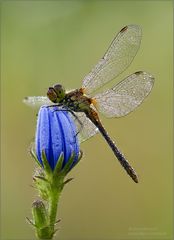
[82,25,142,95]
[71,112,98,143]
[94,71,154,118]
[23,96,98,143]
[23,96,52,107]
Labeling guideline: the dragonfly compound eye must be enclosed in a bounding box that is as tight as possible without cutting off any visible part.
[47,87,58,103]
[53,84,66,100]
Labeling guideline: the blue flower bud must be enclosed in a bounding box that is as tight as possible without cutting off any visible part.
[35,106,79,171]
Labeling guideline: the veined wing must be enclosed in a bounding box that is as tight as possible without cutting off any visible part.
[94,71,154,118]
[23,96,52,107]
[23,96,98,143]
[71,112,98,143]
[82,25,142,95]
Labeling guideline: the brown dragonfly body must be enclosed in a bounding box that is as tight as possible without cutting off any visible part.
[47,85,138,183]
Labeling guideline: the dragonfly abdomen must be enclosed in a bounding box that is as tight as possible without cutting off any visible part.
[98,123,138,183]
[87,109,138,183]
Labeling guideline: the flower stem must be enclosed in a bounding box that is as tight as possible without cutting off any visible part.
[48,191,60,227]
[33,178,63,239]
[30,150,82,239]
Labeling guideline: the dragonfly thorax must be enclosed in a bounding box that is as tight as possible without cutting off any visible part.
[64,89,92,112]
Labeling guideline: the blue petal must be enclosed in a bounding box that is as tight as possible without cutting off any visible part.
[35,106,79,171]
[36,107,51,167]
[48,108,64,169]
[58,111,79,167]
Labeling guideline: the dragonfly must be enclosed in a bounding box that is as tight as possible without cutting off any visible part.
[24,25,154,183]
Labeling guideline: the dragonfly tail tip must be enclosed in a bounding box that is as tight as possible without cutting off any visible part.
[133,175,139,183]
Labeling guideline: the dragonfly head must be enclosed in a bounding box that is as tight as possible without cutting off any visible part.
[47,84,66,103]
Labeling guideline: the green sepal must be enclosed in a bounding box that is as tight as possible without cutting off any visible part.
[61,150,83,175]
[30,148,42,168]
[53,153,64,175]
[34,175,48,183]
[63,177,74,186]
[58,178,73,190]
[70,150,83,170]
[60,152,75,175]
[41,150,52,176]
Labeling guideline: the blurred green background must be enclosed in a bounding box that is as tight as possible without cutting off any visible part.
[1,1,173,240]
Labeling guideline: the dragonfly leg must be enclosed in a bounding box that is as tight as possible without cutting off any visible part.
[65,110,84,137]
[60,108,84,137]
[46,104,62,108]
[49,105,84,137]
